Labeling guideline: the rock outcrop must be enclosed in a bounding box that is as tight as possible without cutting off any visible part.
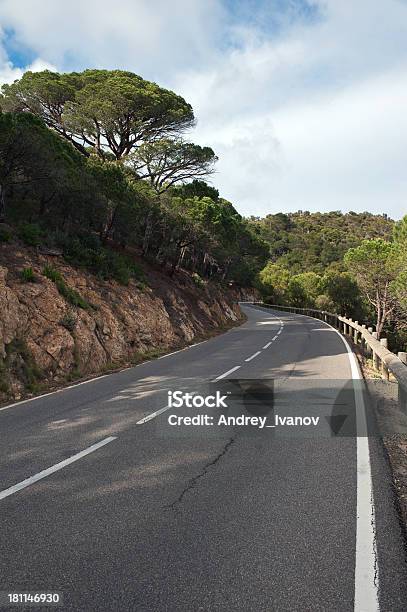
[0,244,255,401]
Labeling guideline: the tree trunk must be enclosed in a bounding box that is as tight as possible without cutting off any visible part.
[101,201,118,243]
[142,209,154,256]
[376,305,384,339]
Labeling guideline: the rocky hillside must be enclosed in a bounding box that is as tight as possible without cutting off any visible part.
[0,243,254,402]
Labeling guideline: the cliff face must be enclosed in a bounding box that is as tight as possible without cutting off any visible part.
[0,244,255,402]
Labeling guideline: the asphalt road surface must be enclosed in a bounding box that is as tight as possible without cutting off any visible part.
[1,304,407,611]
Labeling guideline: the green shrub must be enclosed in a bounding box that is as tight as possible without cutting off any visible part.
[43,265,92,309]
[315,294,335,311]
[60,311,77,331]
[20,267,36,282]
[191,272,205,287]
[56,234,147,285]
[5,337,43,391]
[0,226,12,243]
[0,359,9,394]
[130,261,146,283]
[55,279,92,309]
[18,223,43,247]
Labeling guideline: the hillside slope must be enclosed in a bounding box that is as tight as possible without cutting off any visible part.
[250,211,394,273]
[0,243,252,402]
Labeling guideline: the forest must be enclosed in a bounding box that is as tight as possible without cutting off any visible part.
[0,68,406,349]
[252,211,407,350]
[0,69,268,288]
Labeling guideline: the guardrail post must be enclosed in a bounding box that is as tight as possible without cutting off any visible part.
[379,338,389,380]
[365,327,373,356]
[354,322,359,344]
[361,324,366,354]
[372,332,380,370]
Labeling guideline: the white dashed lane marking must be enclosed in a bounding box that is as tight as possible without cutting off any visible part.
[245,351,261,362]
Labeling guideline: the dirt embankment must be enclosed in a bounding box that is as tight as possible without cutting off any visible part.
[0,243,255,402]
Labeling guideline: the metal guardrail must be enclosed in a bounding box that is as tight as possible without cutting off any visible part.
[250,302,407,412]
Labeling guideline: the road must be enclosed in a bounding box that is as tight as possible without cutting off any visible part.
[0,304,406,611]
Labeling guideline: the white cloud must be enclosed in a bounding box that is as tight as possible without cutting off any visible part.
[0,0,224,78]
[0,0,406,218]
[174,0,407,219]
[0,55,56,85]
[0,25,56,83]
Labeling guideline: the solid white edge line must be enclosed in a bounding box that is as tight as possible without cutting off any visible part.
[333,334,379,612]
[0,436,117,501]
[245,351,261,362]
[0,375,110,413]
[0,304,270,416]
[263,342,272,349]
[157,339,207,360]
[256,305,378,611]
[214,365,241,381]
[0,336,217,414]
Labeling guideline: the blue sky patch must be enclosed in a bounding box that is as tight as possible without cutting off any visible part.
[2,28,36,68]
[223,0,321,34]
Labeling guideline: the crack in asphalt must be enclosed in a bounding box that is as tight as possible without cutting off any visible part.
[166,437,236,509]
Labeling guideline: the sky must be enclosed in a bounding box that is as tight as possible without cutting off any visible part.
[0,0,406,219]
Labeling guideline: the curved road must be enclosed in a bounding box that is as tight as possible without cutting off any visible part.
[0,304,406,611]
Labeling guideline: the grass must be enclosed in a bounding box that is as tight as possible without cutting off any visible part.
[128,347,169,366]
[20,267,36,283]
[43,265,63,283]
[5,337,44,392]
[56,280,92,309]
[43,266,93,310]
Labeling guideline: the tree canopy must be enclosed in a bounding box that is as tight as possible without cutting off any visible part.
[130,139,217,192]
[344,239,399,336]
[1,70,195,159]
[250,210,393,274]
[0,109,266,287]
